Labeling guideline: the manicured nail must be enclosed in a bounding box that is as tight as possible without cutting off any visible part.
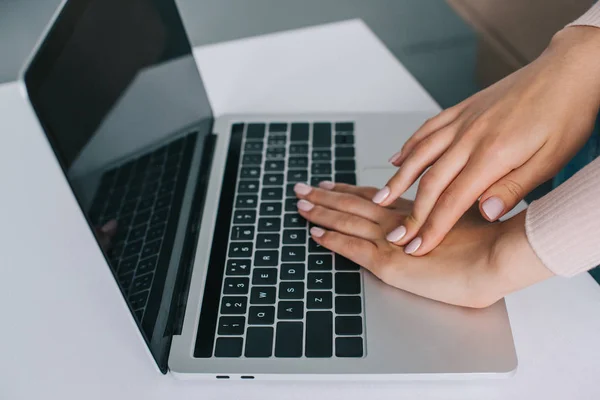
[372,186,390,204]
[404,237,422,254]
[310,227,325,237]
[101,219,118,233]
[386,225,407,242]
[297,199,314,211]
[294,182,312,195]
[481,196,505,221]
[319,180,335,190]
[388,150,403,164]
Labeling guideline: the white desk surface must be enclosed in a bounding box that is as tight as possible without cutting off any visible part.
[2,19,600,400]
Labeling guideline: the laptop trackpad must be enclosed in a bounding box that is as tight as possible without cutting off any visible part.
[359,167,419,201]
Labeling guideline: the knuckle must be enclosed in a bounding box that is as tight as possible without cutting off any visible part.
[418,170,440,193]
[436,189,458,211]
[500,178,524,200]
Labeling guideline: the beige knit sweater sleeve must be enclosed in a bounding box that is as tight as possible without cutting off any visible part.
[525,3,600,277]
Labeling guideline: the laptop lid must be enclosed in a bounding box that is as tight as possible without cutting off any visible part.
[23,0,213,373]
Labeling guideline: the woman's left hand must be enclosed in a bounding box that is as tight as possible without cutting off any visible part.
[293,182,552,308]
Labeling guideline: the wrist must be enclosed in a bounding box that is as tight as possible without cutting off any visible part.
[490,211,554,298]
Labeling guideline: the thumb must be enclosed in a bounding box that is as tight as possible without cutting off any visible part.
[479,163,546,221]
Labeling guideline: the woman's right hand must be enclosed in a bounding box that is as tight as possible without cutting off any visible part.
[375,26,600,257]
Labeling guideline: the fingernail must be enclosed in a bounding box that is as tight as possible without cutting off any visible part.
[386,225,407,242]
[294,182,312,195]
[388,150,402,164]
[310,227,325,237]
[101,219,118,233]
[404,237,422,254]
[319,180,335,190]
[481,196,505,221]
[372,186,390,204]
[297,199,314,211]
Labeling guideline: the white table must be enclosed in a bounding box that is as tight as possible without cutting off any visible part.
[1,19,600,400]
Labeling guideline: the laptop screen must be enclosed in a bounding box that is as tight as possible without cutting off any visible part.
[24,0,214,372]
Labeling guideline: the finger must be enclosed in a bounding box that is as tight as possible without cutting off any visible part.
[297,200,382,241]
[309,226,378,268]
[479,149,553,221]
[100,219,118,236]
[407,156,510,256]
[294,183,388,224]
[384,145,469,245]
[374,123,459,207]
[390,106,463,165]
[318,181,379,200]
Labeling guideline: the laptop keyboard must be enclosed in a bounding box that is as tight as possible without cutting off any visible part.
[88,133,197,327]
[195,122,365,359]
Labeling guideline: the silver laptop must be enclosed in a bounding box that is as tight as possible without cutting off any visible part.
[23,0,517,379]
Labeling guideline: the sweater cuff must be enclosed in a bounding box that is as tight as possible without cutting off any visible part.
[567,2,600,28]
[525,157,600,277]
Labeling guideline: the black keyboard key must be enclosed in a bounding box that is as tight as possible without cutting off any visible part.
[228,242,253,258]
[262,187,283,201]
[241,166,261,179]
[133,211,151,226]
[287,170,308,183]
[311,176,332,187]
[269,122,287,133]
[221,296,248,314]
[335,122,354,132]
[256,233,280,249]
[290,144,308,155]
[252,268,278,284]
[285,198,299,212]
[129,290,149,310]
[250,286,276,304]
[215,337,243,357]
[137,256,157,275]
[245,327,274,358]
[122,240,143,259]
[268,135,287,146]
[128,225,147,242]
[308,254,332,270]
[231,225,255,241]
[311,163,332,175]
[335,296,362,314]
[226,259,251,276]
[247,123,266,139]
[248,306,275,325]
[260,202,282,216]
[307,291,332,309]
[336,316,363,335]
[118,256,138,276]
[258,217,281,232]
[244,141,263,152]
[281,263,305,281]
[278,301,304,320]
[120,200,137,215]
[308,273,332,290]
[265,160,284,171]
[313,123,332,148]
[335,160,356,171]
[236,195,258,209]
[218,316,245,335]
[286,183,296,197]
[119,272,134,292]
[335,254,360,271]
[238,180,259,193]
[242,154,262,165]
[335,273,361,294]
[281,246,305,262]
[234,210,256,224]
[335,134,354,145]
[275,322,303,358]
[291,123,309,141]
[140,240,161,259]
[279,282,304,299]
[254,250,279,266]
[312,150,331,161]
[223,277,250,295]
[131,272,153,294]
[335,337,363,358]
[309,238,328,253]
[266,147,286,159]
[149,209,169,226]
[284,213,306,228]
[263,174,284,186]
[335,147,355,158]
[283,229,306,244]
[305,311,333,357]
[335,173,356,185]
[288,157,308,168]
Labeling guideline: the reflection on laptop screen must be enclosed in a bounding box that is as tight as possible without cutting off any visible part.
[24,0,213,372]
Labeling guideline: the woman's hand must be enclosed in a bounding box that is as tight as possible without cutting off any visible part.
[294,182,553,308]
[373,26,600,256]
[95,220,117,251]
